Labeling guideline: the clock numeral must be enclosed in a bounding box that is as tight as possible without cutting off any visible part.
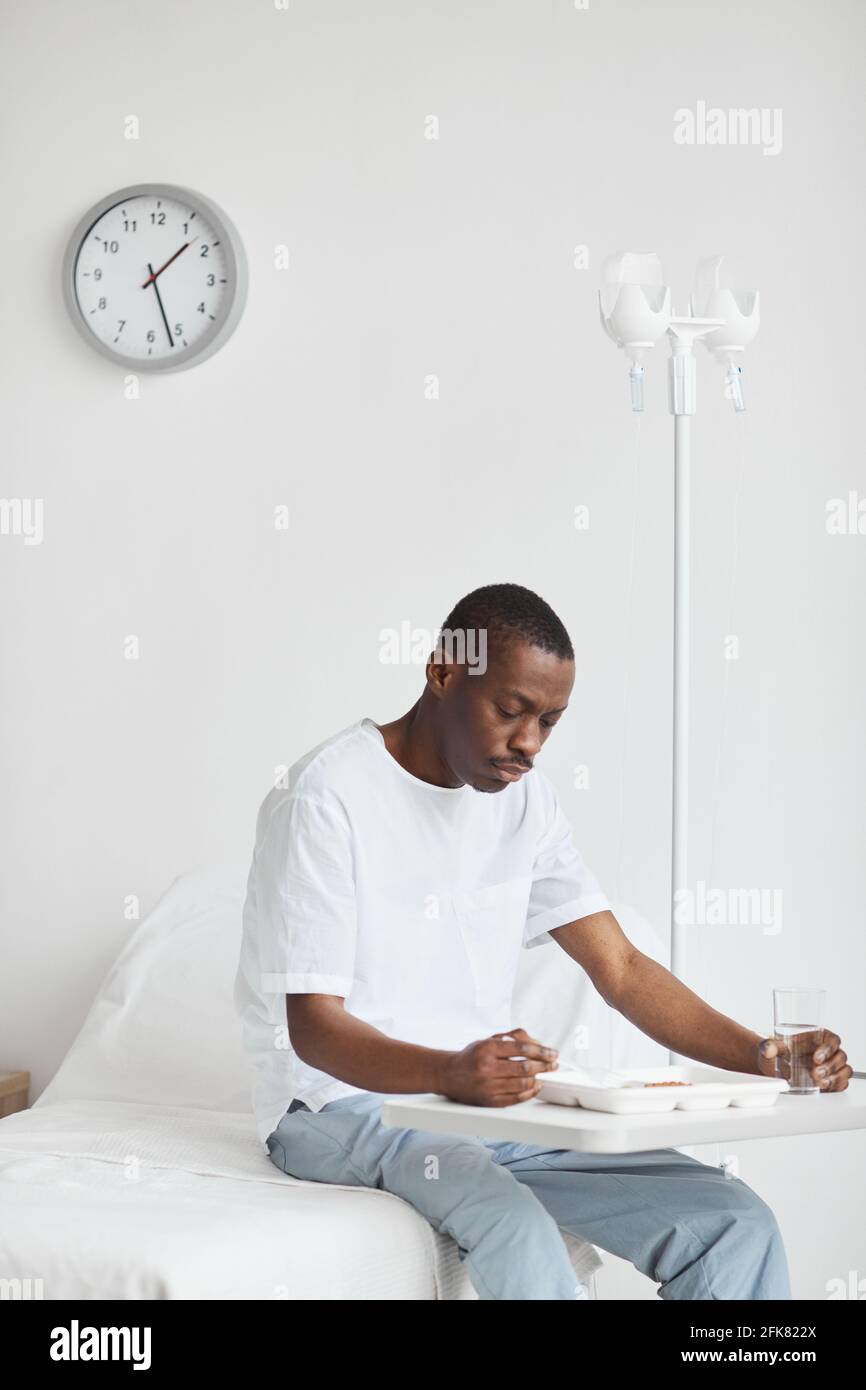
[97,297,107,310]
[197,302,206,314]
[173,324,184,337]
[93,267,103,281]
[199,244,209,257]
[122,219,137,232]
[206,273,215,286]
[146,329,155,343]
[150,211,166,226]
[117,320,126,332]
[101,240,120,253]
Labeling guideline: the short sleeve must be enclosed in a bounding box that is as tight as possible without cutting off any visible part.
[255,793,358,996]
[523,778,610,950]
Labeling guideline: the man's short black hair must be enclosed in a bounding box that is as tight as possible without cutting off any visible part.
[437,582,574,666]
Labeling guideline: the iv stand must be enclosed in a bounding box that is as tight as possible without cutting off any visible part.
[667,316,725,1010]
[599,252,759,1071]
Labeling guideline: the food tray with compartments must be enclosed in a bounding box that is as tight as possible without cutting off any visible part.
[536,1064,789,1114]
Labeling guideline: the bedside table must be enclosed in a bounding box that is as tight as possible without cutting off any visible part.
[0,1070,30,1119]
[381,1079,866,1153]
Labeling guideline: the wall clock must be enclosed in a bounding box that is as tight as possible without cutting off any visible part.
[62,182,248,372]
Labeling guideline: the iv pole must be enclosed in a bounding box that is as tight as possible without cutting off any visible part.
[598,253,759,1063]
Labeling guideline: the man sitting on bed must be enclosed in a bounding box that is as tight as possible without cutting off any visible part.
[234,580,850,1301]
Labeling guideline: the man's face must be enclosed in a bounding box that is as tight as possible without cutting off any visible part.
[437,640,574,793]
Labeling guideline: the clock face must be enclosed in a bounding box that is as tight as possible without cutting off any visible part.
[64,185,247,371]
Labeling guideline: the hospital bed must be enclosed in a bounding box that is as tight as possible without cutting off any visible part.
[0,865,666,1299]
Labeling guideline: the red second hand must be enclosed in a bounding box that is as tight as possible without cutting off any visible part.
[141,235,199,288]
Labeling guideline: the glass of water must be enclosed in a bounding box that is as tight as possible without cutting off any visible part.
[773,988,827,1095]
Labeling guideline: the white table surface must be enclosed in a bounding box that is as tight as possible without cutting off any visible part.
[380,1079,866,1154]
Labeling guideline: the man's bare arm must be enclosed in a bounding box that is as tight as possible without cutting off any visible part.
[549,909,765,1076]
[287,994,450,1094]
[286,996,559,1106]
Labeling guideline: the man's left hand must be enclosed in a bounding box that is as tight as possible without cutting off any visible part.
[757,1031,852,1091]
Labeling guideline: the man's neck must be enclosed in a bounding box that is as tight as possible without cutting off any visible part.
[374,700,462,789]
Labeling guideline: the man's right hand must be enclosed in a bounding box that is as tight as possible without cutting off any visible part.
[438,1027,559,1106]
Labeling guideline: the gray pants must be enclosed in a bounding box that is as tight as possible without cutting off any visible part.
[266,1091,792,1301]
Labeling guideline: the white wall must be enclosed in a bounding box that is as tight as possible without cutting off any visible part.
[1,0,863,1298]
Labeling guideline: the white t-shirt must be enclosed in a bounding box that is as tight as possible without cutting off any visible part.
[234,716,610,1148]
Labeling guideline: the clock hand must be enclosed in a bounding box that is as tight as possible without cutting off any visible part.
[146,262,174,348]
[141,235,199,289]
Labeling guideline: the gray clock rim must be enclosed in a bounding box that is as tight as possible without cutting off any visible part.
[61,181,249,374]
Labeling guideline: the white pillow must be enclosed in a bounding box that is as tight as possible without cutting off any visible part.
[36,863,666,1115]
[36,865,254,1113]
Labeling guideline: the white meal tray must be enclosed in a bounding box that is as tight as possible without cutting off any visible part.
[537,1064,788,1113]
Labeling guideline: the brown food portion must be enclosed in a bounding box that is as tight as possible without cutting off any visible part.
[643,1080,692,1087]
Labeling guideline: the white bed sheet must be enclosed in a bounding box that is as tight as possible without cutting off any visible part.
[0,1099,602,1300]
